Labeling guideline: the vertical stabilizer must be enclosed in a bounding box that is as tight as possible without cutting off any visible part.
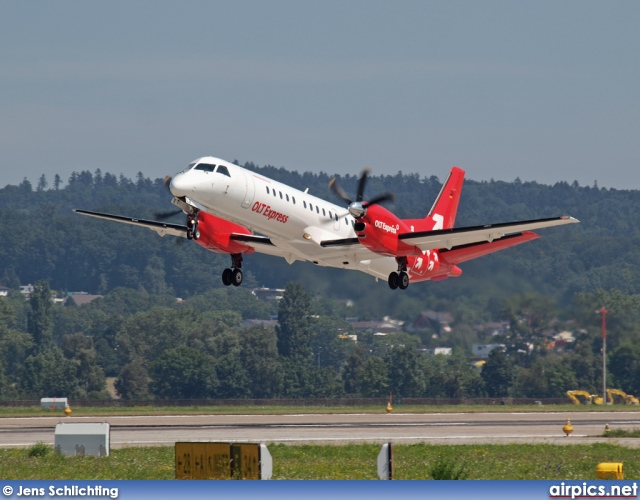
[427,166,465,230]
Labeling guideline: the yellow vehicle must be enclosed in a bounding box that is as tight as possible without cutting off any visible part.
[566,390,604,405]
[606,388,639,405]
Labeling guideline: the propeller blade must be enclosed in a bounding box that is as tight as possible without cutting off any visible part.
[332,167,395,219]
[329,178,352,204]
[364,192,395,207]
[153,209,182,221]
[356,168,370,202]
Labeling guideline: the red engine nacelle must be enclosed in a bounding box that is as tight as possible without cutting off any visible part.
[192,212,255,255]
[355,205,423,257]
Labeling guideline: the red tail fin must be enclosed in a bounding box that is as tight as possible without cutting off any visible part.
[427,166,465,230]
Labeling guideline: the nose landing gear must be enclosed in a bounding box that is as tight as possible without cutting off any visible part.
[222,253,243,287]
[186,213,200,240]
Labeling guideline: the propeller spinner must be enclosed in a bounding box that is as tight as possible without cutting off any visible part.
[329,168,395,219]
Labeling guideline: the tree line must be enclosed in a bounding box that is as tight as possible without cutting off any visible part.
[2,279,640,401]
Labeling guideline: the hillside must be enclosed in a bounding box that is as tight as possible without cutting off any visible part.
[1,163,638,320]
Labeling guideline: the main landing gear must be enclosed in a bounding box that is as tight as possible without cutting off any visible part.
[186,213,200,240]
[388,257,409,290]
[222,253,243,287]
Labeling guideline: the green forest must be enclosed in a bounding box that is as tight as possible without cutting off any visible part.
[2,163,640,401]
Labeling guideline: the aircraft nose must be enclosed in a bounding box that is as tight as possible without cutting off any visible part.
[169,173,191,197]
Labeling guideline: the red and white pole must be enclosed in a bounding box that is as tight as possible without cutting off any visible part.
[598,308,608,404]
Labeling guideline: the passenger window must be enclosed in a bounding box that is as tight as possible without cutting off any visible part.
[329,211,332,218]
[266,187,270,194]
[310,203,313,211]
[273,189,277,197]
[322,208,326,216]
[286,194,289,202]
[216,165,231,177]
[303,201,307,209]
[279,191,283,199]
[292,196,296,204]
[316,206,319,214]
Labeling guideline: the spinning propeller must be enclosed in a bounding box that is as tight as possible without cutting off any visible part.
[152,209,182,221]
[152,175,178,219]
[329,168,395,219]
[152,175,191,241]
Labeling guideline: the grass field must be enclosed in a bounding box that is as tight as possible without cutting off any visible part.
[1,442,638,480]
[2,403,640,418]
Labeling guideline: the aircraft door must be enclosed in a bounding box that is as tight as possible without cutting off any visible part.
[241,171,255,209]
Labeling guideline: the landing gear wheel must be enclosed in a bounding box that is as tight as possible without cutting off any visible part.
[388,272,399,290]
[232,268,243,287]
[222,268,233,286]
[398,271,409,290]
[187,213,199,240]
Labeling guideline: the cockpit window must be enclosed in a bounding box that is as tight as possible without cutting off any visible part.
[216,165,231,177]
[195,163,216,173]
[181,162,196,173]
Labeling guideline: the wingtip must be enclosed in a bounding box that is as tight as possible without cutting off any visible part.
[562,216,580,223]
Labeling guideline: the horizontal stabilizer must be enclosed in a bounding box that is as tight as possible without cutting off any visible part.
[439,231,539,264]
[399,216,579,251]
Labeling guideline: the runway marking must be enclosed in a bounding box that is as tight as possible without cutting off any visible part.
[106,434,588,444]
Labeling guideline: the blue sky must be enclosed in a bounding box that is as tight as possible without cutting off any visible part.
[1,1,638,189]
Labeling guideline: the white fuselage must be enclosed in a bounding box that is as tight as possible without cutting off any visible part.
[169,156,397,279]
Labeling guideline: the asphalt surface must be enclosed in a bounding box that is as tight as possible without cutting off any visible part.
[2,411,640,448]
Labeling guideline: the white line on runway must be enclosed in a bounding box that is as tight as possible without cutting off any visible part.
[123,434,582,443]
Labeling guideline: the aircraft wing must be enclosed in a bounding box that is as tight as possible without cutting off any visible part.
[320,237,360,248]
[230,232,311,261]
[230,233,275,247]
[398,216,579,251]
[75,208,291,258]
[73,209,188,238]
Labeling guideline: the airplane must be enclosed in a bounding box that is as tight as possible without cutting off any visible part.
[74,156,579,290]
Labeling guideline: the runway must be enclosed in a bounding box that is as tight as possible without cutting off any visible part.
[1,411,640,448]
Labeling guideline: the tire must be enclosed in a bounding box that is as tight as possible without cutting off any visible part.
[398,271,409,290]
[388,272,399,290]
[222,268,233,286]
[232,268,243,287]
